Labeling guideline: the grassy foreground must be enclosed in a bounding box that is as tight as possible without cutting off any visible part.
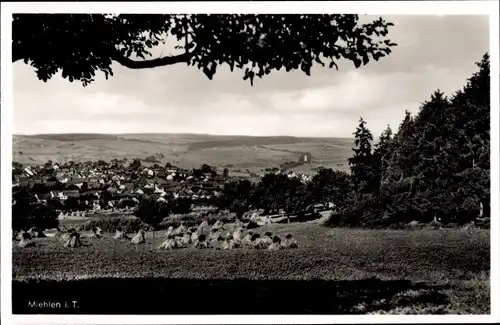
[12,223,490,314]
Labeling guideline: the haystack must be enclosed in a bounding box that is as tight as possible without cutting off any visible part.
[232,227,243,242]
[54,228,63,240]
[463,221,476,229]
[90,227,102,238]
[428,216,443,229]
[250,233,261,248]
[197,220,209,233]
[250,212,260,221]
[29,227,46,238]
[211,219,223,231]
[63,232,82,248]
[60,232,71,242]
[194,234,209,249]
[198,224,211,240]
[234,218,243,229]
[159,235,178,250]
[282,234,298,249]
[114,227,129,240]
[131,229,146,244]
[221,239,231,250]
[222,236,240,250]
[174,223,186,236]
[191,230,199,244]
[180,232,192,246]
[165,226,174,237]
[268,235,282,250]
[242,231,254,248]
[407,220,422,229]
[254,232,273,249]
[194,240,209,249]
[256,216,272,227]
[242,231,254,243]
[208,228,222,242]
[18,232,36,248]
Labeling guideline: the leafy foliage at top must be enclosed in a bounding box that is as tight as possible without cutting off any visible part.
[13,14,397,86]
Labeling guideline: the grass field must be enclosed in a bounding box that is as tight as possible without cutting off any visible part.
[12,133,354,174]
[12,221,490,314]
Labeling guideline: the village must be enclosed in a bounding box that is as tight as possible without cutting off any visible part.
[12,154,317,216]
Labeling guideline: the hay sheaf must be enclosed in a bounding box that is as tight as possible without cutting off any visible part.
[63,232,82,248]
[131,230,146,245]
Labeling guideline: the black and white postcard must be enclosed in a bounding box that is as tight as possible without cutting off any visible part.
[1,1,499,324]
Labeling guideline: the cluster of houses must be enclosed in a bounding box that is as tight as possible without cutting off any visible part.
[12,158,316,213]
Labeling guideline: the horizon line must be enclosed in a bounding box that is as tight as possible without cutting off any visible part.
[13,132,354,139]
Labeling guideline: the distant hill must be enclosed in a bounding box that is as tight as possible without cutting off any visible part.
[12,133,354,174]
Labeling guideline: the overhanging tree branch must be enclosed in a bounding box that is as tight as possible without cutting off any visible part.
[12,47,24,63]
[110,49,193,69]
[12,14,398,85]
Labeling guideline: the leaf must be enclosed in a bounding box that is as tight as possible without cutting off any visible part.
[249,71,255,85]
[353,58,362,69]
[362,53,369,66]
[314,56,325,67]
[202,66,213,80]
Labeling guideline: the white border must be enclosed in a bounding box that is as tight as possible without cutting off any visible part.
[1,1,499,324]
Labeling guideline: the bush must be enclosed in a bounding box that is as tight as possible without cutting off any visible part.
[134,197,168,236]
[82,217,149,233]
[170,198,193,214]
[161,211,237,229]
[30,204,59,230]
[144,155,160,163]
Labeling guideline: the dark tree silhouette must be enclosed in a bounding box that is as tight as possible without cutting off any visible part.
[332,53,491,227]
[348,118,376,192]
[30,204,59,231]
[12,191,37,231]
[134,197,168,238]
[200,164,213,174]
[63,197,81,212]
[13,14,397,87]
[130,159,142,170]
[169,197,193,215]
[308,168,351,209]
[373,125,393,190]
[219,180,254,217]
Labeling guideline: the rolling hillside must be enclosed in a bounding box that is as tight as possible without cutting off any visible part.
[12,133,354,174]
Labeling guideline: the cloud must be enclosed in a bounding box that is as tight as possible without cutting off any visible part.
[13,15,490,137]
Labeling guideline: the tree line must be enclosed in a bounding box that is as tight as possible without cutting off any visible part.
[331,53,491,227]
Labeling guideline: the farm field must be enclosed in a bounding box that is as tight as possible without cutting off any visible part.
[12,221,490,314]
[12,133,354,174]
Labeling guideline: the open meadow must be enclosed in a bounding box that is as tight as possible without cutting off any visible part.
[12,133,354,174]
[12,220,490,314]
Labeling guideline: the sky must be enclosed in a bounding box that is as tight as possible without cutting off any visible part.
[13,15,490,138]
